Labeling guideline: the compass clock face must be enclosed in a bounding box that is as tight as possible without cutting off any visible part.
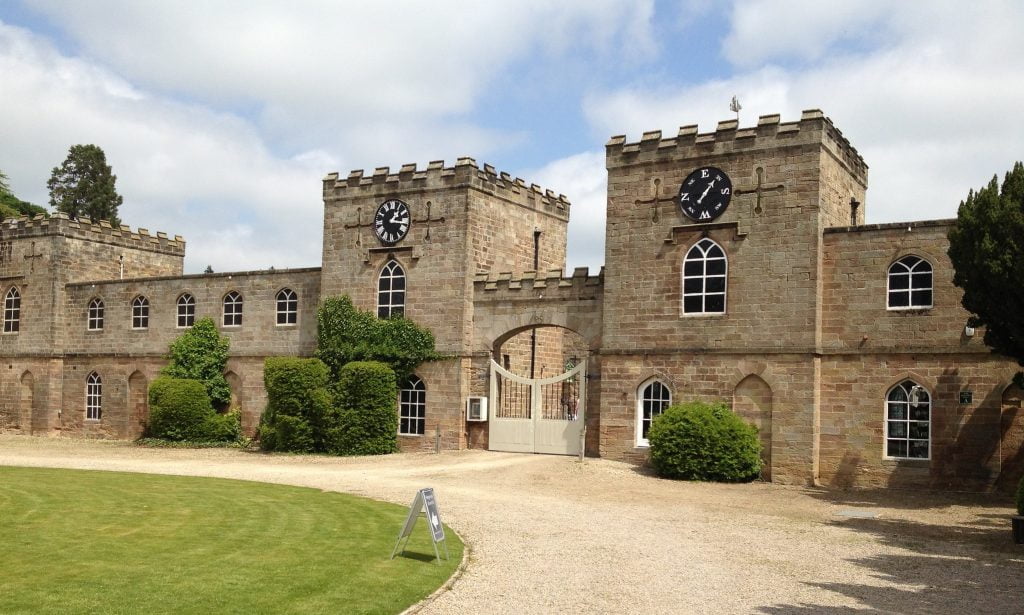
[678,167,732,222]
[373,199,411,244]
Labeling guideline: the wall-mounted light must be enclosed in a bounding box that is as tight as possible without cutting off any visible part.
[965,326,975,337]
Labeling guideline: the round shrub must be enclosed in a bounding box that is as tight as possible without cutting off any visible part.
[648,401,762,482]
[329,361,398,456]
[148,377,215,441]
[201,409,242,443]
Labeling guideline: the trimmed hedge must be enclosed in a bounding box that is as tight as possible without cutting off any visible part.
[328,361,398,456]
[258,357,334,453]
[648,401,762,482]
[147,377,239,442]
[161,318,232,408]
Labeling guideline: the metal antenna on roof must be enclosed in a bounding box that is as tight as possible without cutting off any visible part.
[730,95,742,122]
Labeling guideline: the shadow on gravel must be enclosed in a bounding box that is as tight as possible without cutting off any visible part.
[801,486,1013,511]
[757,512,1024,614]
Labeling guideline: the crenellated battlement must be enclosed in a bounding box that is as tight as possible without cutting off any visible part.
[473,266,604,295]
[323,157,571,218]
[606,109,867,181]
[0,212,186,255]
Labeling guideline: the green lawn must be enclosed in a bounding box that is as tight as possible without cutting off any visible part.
[0,466,463,614]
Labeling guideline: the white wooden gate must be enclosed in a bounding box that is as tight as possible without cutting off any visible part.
[488,359,585,455]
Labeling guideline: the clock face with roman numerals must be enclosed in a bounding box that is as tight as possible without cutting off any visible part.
[373,199,411,245]
[678,166,732,222]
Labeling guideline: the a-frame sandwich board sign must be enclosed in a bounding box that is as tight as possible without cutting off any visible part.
[390,487,449,564]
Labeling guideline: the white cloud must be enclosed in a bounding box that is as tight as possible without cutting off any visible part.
[582,3,1024,225]
[528,150,607,273]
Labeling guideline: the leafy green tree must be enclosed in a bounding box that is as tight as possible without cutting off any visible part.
[948,162,1024,386]
[161,317,232,407]
[0,169,47,218]
[46,144,123,225]
[315,295,438,382]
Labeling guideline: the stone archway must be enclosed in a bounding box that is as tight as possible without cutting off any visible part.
[127,371,148,439]
[19,371,33,434]
[733,374,773,480]
[999,383,1024,491]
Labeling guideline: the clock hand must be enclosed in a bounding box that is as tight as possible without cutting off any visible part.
[697,183,713,204]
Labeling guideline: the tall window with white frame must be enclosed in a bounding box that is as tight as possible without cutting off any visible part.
[887,255,933,309]
[637,379,672,447]
[86,372,102,420]
[399,375,426,436]
[177,293,195,328]
[377,260,406,318]
[132,295,149,329]
[3,286,20,333]
[276,288,297,325]
[87,298,104,330]
[886,380,930,459]
[223,291,243,327]
[682,238,727,314]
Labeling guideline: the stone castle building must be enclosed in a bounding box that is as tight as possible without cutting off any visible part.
[1,109,1021,491]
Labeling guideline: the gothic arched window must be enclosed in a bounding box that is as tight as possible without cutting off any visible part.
[399,375,426,436]
[223,291,243,327]
[377,260,406,319]
[87,298,104,331]
[637,379,672,447]
[887,255,933,309]
[886,380,930,459]
[682,238,727,314]
[132,295,149,329]
[276,288,297,325]
[4,287,20,334]
[177,293,195,328]
[86,372,102,420]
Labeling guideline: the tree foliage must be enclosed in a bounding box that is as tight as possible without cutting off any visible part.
[315,295,438,382]
[648,401,762,482]
[161,317,232,407]
[46,144,123,225]
[948,162,1024,385]
[0,169,47,219]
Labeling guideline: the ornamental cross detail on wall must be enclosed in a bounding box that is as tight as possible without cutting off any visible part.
[635,178,677,223]
[24,241,44,272]
[345,201,446,246]
[733,167,784,215]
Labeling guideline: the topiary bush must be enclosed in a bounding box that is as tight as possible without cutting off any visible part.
[648,401,762,482]
[148,377,216,441]
[259,357,334,453]
[161,318,231,408]
[328,361,398,456]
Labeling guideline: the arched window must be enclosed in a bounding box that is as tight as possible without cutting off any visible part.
[682,238,727,314]
[132,295,149,329]
[276,288,297,325]
[377,260,406,319]
[4,286,20,334]
[886,380,930,459]
[223,291,243,327]
[399,375,426,436]
[888,255,933,309]
[177,293,195,328]
[87,298,104,330]
[637,379,672,447]
[86,372,102,420]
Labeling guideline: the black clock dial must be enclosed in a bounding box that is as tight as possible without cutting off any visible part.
[678,166,732,222]
[373,199,411,244]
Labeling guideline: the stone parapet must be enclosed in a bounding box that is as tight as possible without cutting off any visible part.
[323,158,571,220]
[0,213,185,255]
[473,266,603,294]
[606,109,867,183]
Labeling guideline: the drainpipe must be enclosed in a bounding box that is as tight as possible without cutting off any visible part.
[530,229,541,378]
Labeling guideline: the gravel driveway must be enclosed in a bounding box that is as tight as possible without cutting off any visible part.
[1,435,1021,614]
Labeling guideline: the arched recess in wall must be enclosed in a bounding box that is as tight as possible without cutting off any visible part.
[998,383,1024,491]
[733,374,773,480]
[127,371,148,440]
[19,371,33,434]
[224,371,241,412]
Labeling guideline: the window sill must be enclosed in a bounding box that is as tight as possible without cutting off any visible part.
[86,329,104,333]
[131,327,148,332]
[881,457,930,466]
[886,307,933,313]
[679,312,726,319]
[275,323,298,329]
[398,433,424,438]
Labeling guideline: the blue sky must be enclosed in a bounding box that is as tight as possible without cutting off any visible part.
[2,1,1024,273]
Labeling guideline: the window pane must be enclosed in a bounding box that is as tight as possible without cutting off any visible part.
[683,278,703,294]
[913,272,932,289]
[909,440,929,458]
[706,277,726,293]
[683,260,703,276]
[887,422,907,438]
[887,439,908,457]
[706,259,726,275]
[889,273,910,290]
[392,276,406,291]
[706,245,724,258]
[889,291,909,307]
[706,295,725,313]
[909,405,929,421]
[887,403,906,420]
[683,295,702,313]
[908,421,929,439]
[911,290,932,306]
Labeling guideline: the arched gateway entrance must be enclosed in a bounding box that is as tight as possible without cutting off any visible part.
[489,358,586,455]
